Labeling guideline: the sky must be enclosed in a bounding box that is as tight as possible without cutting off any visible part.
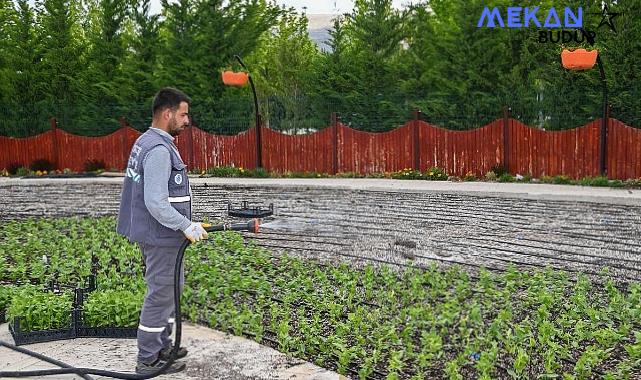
[148,0,409,15]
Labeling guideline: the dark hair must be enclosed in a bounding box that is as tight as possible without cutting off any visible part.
[152,87,191,117]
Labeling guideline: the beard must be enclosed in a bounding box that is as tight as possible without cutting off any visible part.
[168,117,182,137]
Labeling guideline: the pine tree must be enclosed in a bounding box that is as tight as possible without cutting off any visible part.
[119,0,160,128]
[0,0,17,106]
[37,0,84,104]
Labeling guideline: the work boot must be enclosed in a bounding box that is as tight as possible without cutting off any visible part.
[159,346,188,360]
[135,358,186,375]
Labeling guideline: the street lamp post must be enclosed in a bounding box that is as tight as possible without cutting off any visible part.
[221,55,262,169]
[561,29,608,176]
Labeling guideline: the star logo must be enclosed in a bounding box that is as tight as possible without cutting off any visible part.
[589,3,621,33]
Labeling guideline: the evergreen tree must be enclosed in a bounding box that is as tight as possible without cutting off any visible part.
[249,8,321,132]
[9,1,47,136]
[79,0,131,133]
[119,0,161,128]
[0,0,639,136]
[313,15,354,122]
[0,0,17,134]
[37,0,84,103]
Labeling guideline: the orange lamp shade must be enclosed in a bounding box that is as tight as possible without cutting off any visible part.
[561,48,598,70]
[222,71,249,86]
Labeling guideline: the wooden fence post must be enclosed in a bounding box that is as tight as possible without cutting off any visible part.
[255,114,263,169]
[413,109,421,171]
[119,117,129,170]
[332,112,339,175]
[502,106,510,172]
[50,117,60,170]
[600,104,610,177]
[188,116,195,171]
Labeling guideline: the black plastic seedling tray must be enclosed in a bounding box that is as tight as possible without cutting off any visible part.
[76,325,138,339]
[228,201,273,218]
[76,307,137,339]
[9,314,76,346]
[10,310,139,345]
[8,269,138,345]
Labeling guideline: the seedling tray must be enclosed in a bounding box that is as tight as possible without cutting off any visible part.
[228,201,273,218]
[76,326,138,339]
[0,309,5,324]
[10,310,140,345]
[76,311,138,339]
[9,314,76,346]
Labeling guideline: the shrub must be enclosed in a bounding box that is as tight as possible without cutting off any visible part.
[464,171,477,181]
[7,162,22,175]
[392,168,423,180]
[485,171,497,181]
[286,171,329,178]
[367,172,387,179]
[498,173,515,182]
[84,159,106,172]
[16,167,30,176]
[336,172,364,178]
[207,166,240,177]
[624,178,641,188]
[250,167,270,178]
[579,176,609,187]
[29,158,55,172]
[238,167,253,177]
[490,165,508,177]
[552,175,571,185]
[609,180,624,188]
[425,167,448,181]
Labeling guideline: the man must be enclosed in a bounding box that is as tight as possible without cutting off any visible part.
[117,87,208,375]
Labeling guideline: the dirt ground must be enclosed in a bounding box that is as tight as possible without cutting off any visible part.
[1,177,640,282]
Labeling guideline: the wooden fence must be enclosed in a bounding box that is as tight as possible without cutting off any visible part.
[1,116,640,179]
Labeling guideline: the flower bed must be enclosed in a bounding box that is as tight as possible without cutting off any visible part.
[1,216,640,378]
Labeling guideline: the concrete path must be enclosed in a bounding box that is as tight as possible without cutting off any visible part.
[3,175,641,205]
[0,323,345,380]
[187,177,641,205]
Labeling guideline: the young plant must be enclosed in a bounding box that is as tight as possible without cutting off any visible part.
[8,286,73,331]
[83,289,143,327]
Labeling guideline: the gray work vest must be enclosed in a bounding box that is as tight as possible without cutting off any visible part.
[117,129,191,246]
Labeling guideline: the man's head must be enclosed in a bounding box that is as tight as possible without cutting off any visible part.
[152,87,191,137]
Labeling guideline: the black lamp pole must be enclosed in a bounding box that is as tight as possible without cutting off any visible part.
[234,54,262,169]
[581,28,608,176]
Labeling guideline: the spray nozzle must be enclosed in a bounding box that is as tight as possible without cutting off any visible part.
[202,219,260,233]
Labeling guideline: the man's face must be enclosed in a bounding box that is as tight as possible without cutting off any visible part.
[167,102,190,137]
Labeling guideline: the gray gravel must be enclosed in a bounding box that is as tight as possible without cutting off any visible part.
[1,177,641,282]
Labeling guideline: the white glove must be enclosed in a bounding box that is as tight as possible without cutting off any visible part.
[182,222,208,243]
